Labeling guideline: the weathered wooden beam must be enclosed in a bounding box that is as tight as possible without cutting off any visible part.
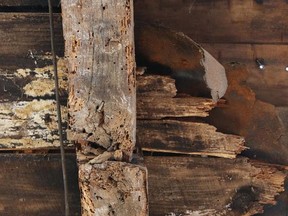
[144,156,286,216]
[138,120,245,159]
[0,154,81,216]
[137,97,215,119]
[62,0,136,161]
[135,0,288,44]
[61,1,148,215]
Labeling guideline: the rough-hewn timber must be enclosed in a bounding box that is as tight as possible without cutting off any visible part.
[144,156,286,216]
[62,0,136,161]
[138,120,245,159]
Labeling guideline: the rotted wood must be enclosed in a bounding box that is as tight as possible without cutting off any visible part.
[138,120,245,159]
[0,154,81,216]
[207,64,288,165]
[0,57,69,149]
[135,0,288,44]
[62,0,136,162]
[137,74,215,119]
[61,1,148,216]
[144,156,286,216]
[79,161,148,216]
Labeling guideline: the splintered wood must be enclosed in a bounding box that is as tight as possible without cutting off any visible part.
[145,156,286,216]
[61,1,148,216]
[62,0,136,161]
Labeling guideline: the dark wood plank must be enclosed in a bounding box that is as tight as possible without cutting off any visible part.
[137,120,245,159]
[0,0,60,7]
[135,0,288,44]
[0,13,63,56]
[144,156,286,216]
[0,153,80,216]
[137,97,215,119]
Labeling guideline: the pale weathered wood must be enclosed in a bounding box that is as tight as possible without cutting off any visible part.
[137,120,245,159]
[135,0,288,44]
[62,0,136,161]
[79,162,148,216]
[0,154,81,216]
[0,58,69,149]
[144,156,286,216]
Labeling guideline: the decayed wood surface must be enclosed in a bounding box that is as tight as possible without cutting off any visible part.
[79,162,148,216]
[138,120,245,159]
[135,0,288,44]
[137,97,215,119]
[62,0,136,161]
[61,1,149,216]
[137,74,215,119]
[0,154,81,216]
[207,64,288,165]
[144,156,286,216]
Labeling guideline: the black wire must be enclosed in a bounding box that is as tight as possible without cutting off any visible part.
[48,0,69,215]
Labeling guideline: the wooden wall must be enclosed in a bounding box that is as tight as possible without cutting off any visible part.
[0,0,287,215]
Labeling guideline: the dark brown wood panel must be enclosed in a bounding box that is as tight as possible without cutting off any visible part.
[144,156,286,216]
[0,153,81,216]
[0,0,59,7]
[135,0,288,44]
[0,13,63,56]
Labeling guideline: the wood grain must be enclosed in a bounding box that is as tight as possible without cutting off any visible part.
[0,154,80,216]
[0,13,63,56]
[62,0,136,161]
[135,0,288,44]
[137,97,215,119]
[137,120,245,159]
[144,156,286,216]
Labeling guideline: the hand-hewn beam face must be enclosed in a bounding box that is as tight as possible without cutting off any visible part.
[62,0,136,161]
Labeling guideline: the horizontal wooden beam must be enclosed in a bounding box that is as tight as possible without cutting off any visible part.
[135,0,288,44]
[0,153,80,215]
[138,120,245,159]
[144,156,286,216]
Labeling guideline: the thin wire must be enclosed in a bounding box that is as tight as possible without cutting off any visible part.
[48,0,69,215]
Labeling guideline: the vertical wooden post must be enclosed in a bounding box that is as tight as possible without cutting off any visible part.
[61,1,148,215]
[62,0,136,161]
